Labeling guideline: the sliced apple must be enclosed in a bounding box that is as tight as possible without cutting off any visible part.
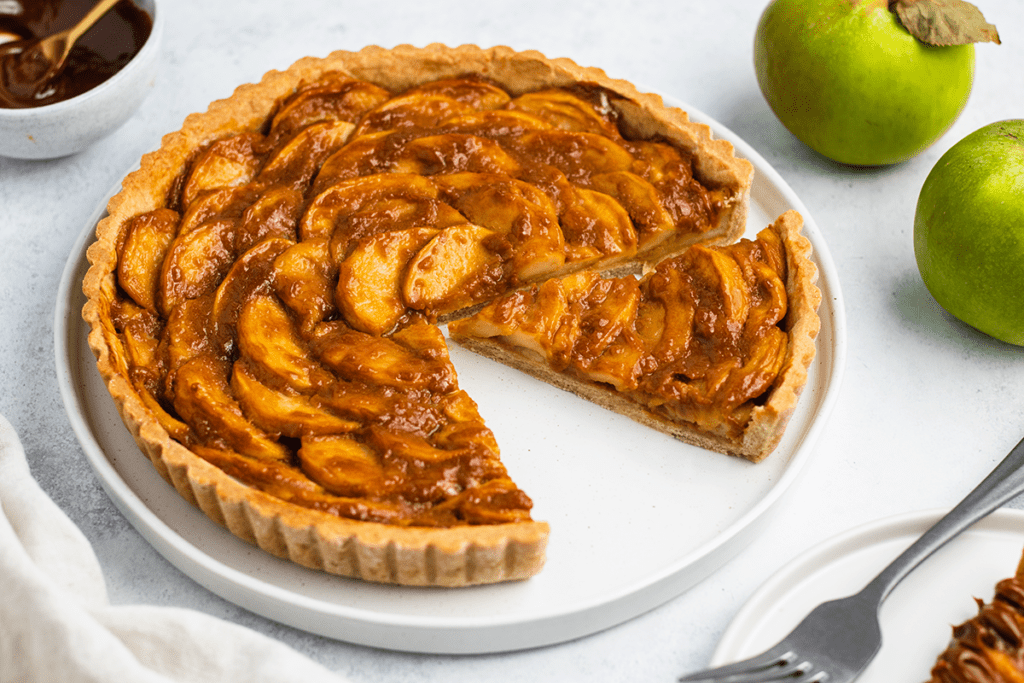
[313,323,455,394]
[744,260,788,333]
[352,93,476,137]
[436,388,484,424]
[404,77,511,110]
[300,172,441,242]
[628,139,693,185]
[258,120,355,190]
[633,298,667,360]
[162,293,217,388]
[136,385,192,443]
[683,246,751,343]
[431,391,500,456]
[389,321,452,362]
[231,360,360,437]
[365,426,465,502]
[297,435,386,498]
[237,186,302,252]
[559,186,638,265]
[439,109,553,138]
[448,479,534,525]
[354,77,512,134]
[180,133,264,208]
[434,172,565,282]
[367,424,464,465]
[449,274,590,369]
[507,89,621,138]
[210,238,294,354]
[391,134,522,177]
[158,219,237,318]
[119,304,163,382]
[642,259,696,366]
[719,327,787,411]
[272,238,338,333]
[311,130,393,192]
[315,380,398,423]
[268,74,390,138]
[172,354,290,462]
[189,443,324,499]
[178,186,260,236]
[402,223,508,316]
[627,139,719,230]
[343,206,467,265]
[586,171,676,251]
[579,331,645,392]
[509,130,634,182]
[336,227,439,336]
[192,443,408,525]
[236,294,327,393]
[642,246,750,365]
[118,208,179,311]
[574,276,642,363]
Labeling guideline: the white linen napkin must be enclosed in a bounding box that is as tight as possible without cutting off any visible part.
[0,412,347,683]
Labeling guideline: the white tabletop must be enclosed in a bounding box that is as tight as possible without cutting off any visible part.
[2,0,1024,680]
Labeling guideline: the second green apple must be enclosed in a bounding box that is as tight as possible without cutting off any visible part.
[754,0,974,166]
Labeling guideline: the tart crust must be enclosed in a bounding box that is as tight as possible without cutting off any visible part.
[82,44,756,586]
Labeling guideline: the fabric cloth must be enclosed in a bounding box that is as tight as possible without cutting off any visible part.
[0,412,347,683]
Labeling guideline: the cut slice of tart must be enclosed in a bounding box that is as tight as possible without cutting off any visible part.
[927,548,1024,682]
[449,211,821,462]
[82,44,758,586]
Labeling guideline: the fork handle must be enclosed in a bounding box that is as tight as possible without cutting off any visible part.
[859,433,1024,606]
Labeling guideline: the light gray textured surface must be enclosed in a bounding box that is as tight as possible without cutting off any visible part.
[2,0,1024,680]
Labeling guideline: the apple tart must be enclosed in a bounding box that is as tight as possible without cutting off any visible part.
[82,44,762,586]
[927,548,1024,682]
[449,211,820,462]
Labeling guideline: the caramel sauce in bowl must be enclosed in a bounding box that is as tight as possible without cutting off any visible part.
[0,0,162,159]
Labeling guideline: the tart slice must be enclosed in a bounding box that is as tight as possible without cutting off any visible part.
[449,211,821,462]
[927,548,1024,681]
[82,44,757,586]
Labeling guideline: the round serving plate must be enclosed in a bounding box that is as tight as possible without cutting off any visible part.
[710,508,1024,680]
[54,97,847,654]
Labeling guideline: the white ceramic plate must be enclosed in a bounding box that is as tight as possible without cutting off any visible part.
[710,508,1024,679]
[53,99,846,654]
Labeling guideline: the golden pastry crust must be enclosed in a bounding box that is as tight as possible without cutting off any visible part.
[450,211,821,462]
[82,44,755,586]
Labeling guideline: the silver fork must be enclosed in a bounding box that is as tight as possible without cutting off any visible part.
[679,432,1024,683]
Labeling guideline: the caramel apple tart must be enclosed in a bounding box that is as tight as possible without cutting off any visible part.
[449,211,820,462]
[927,548,1024,682]
[82,44,770,587]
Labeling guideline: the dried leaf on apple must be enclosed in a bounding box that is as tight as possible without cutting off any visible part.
[891,0,1000,46]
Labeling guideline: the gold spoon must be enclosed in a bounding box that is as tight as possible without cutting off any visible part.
[0,0,122,101]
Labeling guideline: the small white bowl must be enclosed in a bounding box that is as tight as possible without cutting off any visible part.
[0,0,162,160]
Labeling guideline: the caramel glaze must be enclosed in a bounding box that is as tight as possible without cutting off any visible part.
[929,575,1024,683]
[107,73,727,527]
[0,0,152,108]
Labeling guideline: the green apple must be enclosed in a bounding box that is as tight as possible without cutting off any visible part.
[914,120,1024,346]
[754,0,975,166]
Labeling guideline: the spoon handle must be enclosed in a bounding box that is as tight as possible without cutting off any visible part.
[66,0,122,47]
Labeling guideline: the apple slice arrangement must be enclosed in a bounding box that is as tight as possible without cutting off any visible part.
[754,0,1022,347]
